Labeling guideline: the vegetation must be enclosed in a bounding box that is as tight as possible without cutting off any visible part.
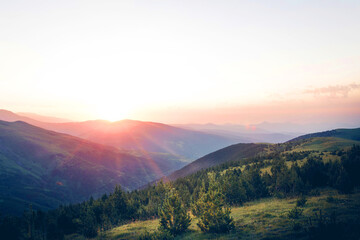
[192,173,234,233]
[104,189,360,240]
[158,186,191,236]
[1,134,359,239]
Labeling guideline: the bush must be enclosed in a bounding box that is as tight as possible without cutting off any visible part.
[309,189,320,196]
[306,210,360,240]
[326,196,337,203]
[296,196,307,207]
[291,220,303,231]
[288,207,304,219]
[138,230,174,240]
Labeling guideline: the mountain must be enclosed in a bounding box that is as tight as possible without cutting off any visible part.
[166,143,269,181]
[173,123,298,143]
[0,120,186,215]
[0,109,42,125]
[254,121,360,135]
[46,120,240,160]
[0,110,238,160]
[17,112,71,123]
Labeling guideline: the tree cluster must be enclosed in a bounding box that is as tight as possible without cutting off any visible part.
[1,145,359,239]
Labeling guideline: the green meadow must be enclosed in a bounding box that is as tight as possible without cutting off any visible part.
[64,189,360,240]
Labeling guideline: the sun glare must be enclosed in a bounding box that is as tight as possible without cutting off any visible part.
[96,104,131,122]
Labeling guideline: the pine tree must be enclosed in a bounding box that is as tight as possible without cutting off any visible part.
[193,172,234,233]
[158,186,191,236]
[335,167,353,193]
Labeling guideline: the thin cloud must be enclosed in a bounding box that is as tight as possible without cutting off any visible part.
[303,83,360,98]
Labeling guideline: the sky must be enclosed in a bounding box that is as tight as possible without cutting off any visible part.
[0,0,360,125]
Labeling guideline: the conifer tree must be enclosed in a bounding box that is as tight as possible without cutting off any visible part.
[193,172,234,233]
[158,186,191,236]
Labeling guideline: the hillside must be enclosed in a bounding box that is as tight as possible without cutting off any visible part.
[0,120,185,215]
[289,128,360,142]
[0,110,238,160]
[166,127,360,182]
[16,112,72,123]
[102,189,360,240]
[2,127,359,239]
[167,143,269,181]
[0,109,42,125]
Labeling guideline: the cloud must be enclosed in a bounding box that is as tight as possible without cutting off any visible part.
[303,83,360,98]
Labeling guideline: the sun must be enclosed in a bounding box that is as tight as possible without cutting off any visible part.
[96,103,131,122]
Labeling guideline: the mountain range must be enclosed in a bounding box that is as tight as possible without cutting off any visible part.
[173,123,298,143]
[0,110,238,160]
[1,109,359,216]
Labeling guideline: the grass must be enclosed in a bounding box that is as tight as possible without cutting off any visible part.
[292,137,360,152]
[93,189,360,240]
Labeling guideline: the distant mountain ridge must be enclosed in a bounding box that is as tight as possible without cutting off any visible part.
[0,120,185,215]
[173,123,298,143]
[0,110,238,160]
[17,112,72,123]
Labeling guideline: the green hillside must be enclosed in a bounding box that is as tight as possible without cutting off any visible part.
[1,127,359,239]
[289,128,360,142]
[291,137,360,152]
[100,189,360,240]
[167,128,360,182]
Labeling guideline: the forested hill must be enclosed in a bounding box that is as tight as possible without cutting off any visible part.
[166,143,269,181]
[167,128,360,182]
[288,128,360,142]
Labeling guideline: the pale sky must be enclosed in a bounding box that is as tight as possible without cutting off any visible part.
[1,0,360,124]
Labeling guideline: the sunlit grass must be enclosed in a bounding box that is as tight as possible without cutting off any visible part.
[98,189,360,240]
[293,137,360,152]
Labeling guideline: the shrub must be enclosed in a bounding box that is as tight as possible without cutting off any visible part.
[309,189,320,196]
[296,196,307,207]
[288,207,304,219]
[326,196,336,203]
[291,220,303,231]
[306,210,360,240]
[139,230,174,240]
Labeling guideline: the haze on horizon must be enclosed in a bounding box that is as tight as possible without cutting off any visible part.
[1,0,360,125]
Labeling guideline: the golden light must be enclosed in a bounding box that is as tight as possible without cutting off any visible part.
[95,101,132,122]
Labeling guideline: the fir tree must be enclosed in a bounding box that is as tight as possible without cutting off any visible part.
[158,186,191,236]
[193,172,234,233]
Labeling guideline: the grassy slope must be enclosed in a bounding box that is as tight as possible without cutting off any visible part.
[167,129,360,182]
[291,137,360,152]
[95,135,360,240]
[88,189,360,240]
[289,128,360,143]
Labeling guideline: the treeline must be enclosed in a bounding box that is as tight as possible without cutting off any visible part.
[1,145,359,239]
